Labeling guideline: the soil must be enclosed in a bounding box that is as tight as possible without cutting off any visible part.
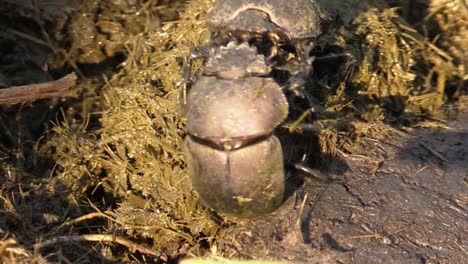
[217,101,467,263]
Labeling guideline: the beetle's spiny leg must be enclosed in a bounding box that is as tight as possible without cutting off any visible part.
[286,109,312,133]
[294,163,335,182]
[343,54,358,82]
[266,32,281,60]
[189,45,211,60]
[296,41,314,60]
[281,121,322,134]
[181,59,192,106]
[313,52,354,61]
[181,37,231,108]
[303,87,327,115]
[190,34,231,60]
[284,42,315,97]
[314,52,358,82]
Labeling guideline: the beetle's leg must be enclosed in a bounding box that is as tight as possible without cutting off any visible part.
[178,37,230,110]
[176,48,206,102]
[303,86,327,115]
[314,52,357,82]
[286,41,315,96]
[189,44,213,60]
[177,46,211,111]
[294,163,335,182]
[286,73,327,117]
[266,32,281,60]
[190,33,231,60]
[296,41,314,62]
[175,58,193,113]
[284,62,312,99]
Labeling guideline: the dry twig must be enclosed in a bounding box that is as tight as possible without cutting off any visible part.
[34,234,156,256]
[62,212,111,227]
[0,73,78,105]
[419,142,449,163]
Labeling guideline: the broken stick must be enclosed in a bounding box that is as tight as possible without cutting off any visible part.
[34,234,157,256]
[0,72,78,105]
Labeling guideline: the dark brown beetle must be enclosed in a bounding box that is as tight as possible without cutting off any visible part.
[206,0,322,92]
[207,0,321,43]
[183,42,289,217]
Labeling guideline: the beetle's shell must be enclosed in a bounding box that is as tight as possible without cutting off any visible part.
[207,0,321,40]
[185,135,285,216]
[185,76,288,140]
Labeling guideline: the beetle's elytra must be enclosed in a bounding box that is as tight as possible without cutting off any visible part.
[185,135,285,216]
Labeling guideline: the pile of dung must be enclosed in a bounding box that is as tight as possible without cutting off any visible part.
[429,0,467,71]
[1,0,465,262]
[313,0,462,121]
[0,237,47,264]
[40,0,220,260]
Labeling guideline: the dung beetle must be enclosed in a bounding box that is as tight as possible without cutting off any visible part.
[183,42,289,217]
[206,0,322,93]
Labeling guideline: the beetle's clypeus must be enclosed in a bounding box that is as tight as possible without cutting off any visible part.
[183,42,288,217]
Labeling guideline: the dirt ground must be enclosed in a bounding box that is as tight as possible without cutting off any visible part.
[219,98,467,263]
[0,0,466,263]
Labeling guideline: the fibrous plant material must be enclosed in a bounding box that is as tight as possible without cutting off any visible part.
[67,0,166,65]
[42,0,220,258]
[429,0,467,74]
[0,235,47,264]
[34,234,157,256]
[353,8,417,101]
[361,8,456,114]
[314,0,460,120]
